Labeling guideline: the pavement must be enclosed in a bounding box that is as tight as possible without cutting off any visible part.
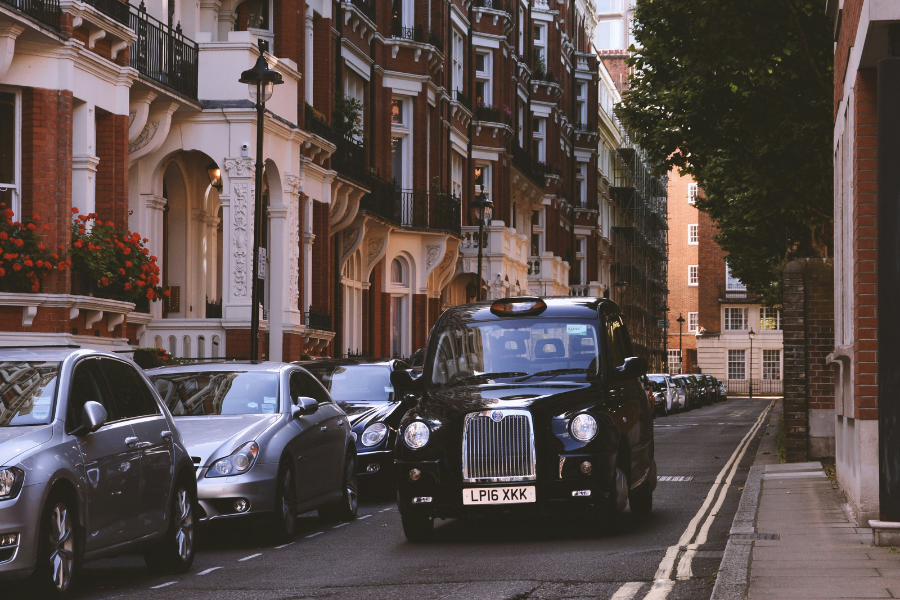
[712,400,900,600]
[8,396,774,600]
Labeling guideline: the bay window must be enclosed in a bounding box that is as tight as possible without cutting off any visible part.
[532,117,546,162]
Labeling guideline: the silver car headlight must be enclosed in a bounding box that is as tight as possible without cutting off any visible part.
[361,423,388,447]
[403,422,430,449]
[207,442,260,477]
[0,467,23,500]
[570,413,598,442]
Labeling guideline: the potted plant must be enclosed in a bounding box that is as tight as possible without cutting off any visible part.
[0,204,68,293]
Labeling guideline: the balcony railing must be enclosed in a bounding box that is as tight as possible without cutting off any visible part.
[359,183,460,235]
[473,103,512,126]
[1,0,60,29]
[718,284,757,301]
[473,0,511,14]
[453,89,471,111]
[574,122,596,133]
[346,0,374,22]
[428,29,443,51]
[82,0,129,25]
[304,104,342,145]
[391,21,423,42]
[511,142,545,187]
[306,307,333,331]
[130,1,199,99]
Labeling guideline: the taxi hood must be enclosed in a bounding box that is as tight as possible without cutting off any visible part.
[416,382,593,421]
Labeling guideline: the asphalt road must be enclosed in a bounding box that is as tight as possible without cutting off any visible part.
[36,396,775,600]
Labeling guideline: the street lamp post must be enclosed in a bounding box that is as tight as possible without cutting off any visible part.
[469,190,493,301]
[239,39,283,361]
[676,313,685,374]
[748,328,756,399]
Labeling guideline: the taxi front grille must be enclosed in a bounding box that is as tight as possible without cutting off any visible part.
[462,410,536,482]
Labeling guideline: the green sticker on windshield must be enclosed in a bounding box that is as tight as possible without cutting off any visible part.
[567,324,587,335]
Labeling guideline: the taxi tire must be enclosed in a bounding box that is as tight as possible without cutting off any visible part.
[629,460,656,517]
[30,489,80,599]
[400,509,434,542]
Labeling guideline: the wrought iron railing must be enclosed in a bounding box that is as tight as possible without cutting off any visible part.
[724,379,782,396]
[304,104,343,145]
[346,0,374,21]
[1,0,60,29]
[454,89,471,111]
[391,20,423,42]
[511,142,545,187]
[718,284,758,301]
[130,1,199,99]
[360,184,460,234]
[473,0,510,13]
[473,103,512,125]
[306,307,333,331]
[574,122,595,133]
[82,0,129,24]
[428,29,443,51]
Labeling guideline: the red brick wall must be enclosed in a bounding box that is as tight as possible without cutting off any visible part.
[311,201,331,311]
[808,260,836,414]
[226,328,266,359]
[853,69,879,420]
[412,293,427,352]
[834,0,863,115]
[697,208,726,334]
[95,110,129,227]
[312,16,334,118]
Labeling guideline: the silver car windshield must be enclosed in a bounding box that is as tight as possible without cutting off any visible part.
[150,371,280,416]
[429,318,600,387]
[305,365,394,402]
[0,361,59,426]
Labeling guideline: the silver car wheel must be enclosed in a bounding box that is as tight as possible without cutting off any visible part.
[49,502,74,591]
[346,455,359,514]
[174,487,194,561]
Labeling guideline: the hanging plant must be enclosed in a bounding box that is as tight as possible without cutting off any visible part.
[70,208,168,304]
[0,204,68,293]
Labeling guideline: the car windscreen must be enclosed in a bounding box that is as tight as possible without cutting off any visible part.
[304,365,395,402]
[150,371,280,416]
[648,375,668,387]
[429,318,600,387]
[0,361,59,426]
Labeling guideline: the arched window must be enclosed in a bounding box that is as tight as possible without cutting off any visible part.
[389,256,411,358]
[391,258,406,285]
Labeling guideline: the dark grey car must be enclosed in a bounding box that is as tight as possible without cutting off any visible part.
[148,362,358,543]
[0,347,197,597]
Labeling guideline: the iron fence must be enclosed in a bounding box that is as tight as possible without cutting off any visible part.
[360,185,460,234]
[130,1,199,99]
[391,21,423,42]
[473,103,512,125]
[428,29,443,51]
[454,89,471,111]
[473,0,510,13]
[305,307,333,331]
[1,0,60,29]
[725,379,783,396]
[82,0,128,24]
[346,0,374,22]
[718,284,758,301]
[511,142,545,187]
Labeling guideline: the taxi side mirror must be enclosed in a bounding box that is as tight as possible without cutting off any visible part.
[391,369,424,394]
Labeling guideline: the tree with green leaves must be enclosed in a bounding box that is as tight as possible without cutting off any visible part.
[617,0,833,303]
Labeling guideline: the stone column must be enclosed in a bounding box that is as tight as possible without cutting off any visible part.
[72,102,98,215]
[305,7,314,107]
[221,157,256,322]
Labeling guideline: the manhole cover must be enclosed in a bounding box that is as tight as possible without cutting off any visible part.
[658,476,694,482]
[730,533,780,540]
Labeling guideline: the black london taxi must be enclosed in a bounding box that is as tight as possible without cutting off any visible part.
[390,296,656,542]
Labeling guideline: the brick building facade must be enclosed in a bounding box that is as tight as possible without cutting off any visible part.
[0,0,670,363]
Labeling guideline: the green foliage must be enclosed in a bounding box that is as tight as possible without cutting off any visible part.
[332,95,364,139]
[618,0,833,304]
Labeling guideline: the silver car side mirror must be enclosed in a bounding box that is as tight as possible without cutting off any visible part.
[291,396,318,418]
[76,401,108,436]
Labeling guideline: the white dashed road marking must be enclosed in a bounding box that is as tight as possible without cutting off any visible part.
[610,581,643,600]
[333,523,349,528]
[305,532,323,538]
[238,553,262,561]
[275,542,296,549]
[196,567,223,576]
[150,582,177,589]
[358,514,372,520]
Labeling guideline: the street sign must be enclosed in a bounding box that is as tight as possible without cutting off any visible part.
[258,247,268,280]
[658,319,670,328]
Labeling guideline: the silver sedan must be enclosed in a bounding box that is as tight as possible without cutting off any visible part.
[148,362,358,543]
[0,347,197,597]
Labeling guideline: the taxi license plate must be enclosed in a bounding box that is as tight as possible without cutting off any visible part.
[462,486,536,505]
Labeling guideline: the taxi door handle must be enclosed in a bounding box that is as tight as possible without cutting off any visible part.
[320,426,327,432]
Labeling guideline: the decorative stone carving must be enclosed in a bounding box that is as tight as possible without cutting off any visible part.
[129,121,158,154]
[367,237,385,264]
[284,174,302,195]
[128,110,136,128]
[232,183,251,297]
[224,157,256,178]
[342,228,360,256]
[289,196,300,310]
[426,244,441,269]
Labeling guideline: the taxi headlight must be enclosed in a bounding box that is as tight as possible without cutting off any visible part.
[361,423,388,447]
[570,413,598,442]
[403,422,430,449]
[207,442,259,478]
[0,467,23,500]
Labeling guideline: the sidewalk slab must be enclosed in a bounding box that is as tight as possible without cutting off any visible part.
[710,399,900,600]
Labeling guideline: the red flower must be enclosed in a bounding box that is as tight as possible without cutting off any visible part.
[125,261,132,268]
[51,254,58,260]
[163,289,171,297]
[78,228,85,235]
[0,232,7,241]
[57,262,66,271]
[100,277,109,286]
[141,248,149,255]
[12,263,20,271]
[71,207,79,214]
[106,221,114,227]
[13,239,23,247]
[124,282,132,291]
[149,255,158,262]
[33,215,41,222]
[35,260,43,268]
[26,223,35,230]
[3,209,13,219]
[143,238,149,243]
[119,268,126,275]
[74,240,83,249]
[37,244,45,251]
[23,260,32,268]
[42,225,48,231]
[146,290,155,300]
[123,248,131,255]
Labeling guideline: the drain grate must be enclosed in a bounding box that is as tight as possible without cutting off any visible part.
[658,475,694,482]
[730,533,780,540]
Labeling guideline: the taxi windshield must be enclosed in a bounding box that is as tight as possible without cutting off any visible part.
[429,318,600,387]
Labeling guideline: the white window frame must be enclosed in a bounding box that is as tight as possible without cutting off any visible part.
[727,349,747,380]
[451,151,464,198]
[576,82,587,126]
[668,349,682,374]
[688,265,698,286]
[517,104,524,146]
[576,161,587,207]
[390,97,412,192]
[474,162,492,201]
[388,257,412,358]
[724,307,749,331]
[762,349,782,380]
[0,88,21,219]
[688,182,698,204]
[452,28,464,99]
[725,262,747,291]
[575,235,586,284]
[342,71,365,142]
[688,223,698,245]
[531,207,544,257]
[688,312,698,333]
[533,117,546,162]
[533,23,547,64]
[760,307,781,331]
[518,7,525,55]
[475,51,492,105]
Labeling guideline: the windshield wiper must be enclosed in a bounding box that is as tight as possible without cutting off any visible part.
[513,368,588,383]
[447,372,527,386]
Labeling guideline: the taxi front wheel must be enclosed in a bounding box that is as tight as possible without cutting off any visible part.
[398,493,433,542]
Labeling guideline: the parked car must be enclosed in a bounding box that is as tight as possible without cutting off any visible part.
[683,375,709,406]
[0,347,197,597]
[299,358,415,484]
[670,374,700,410]
[391,296,656,542]
[698,375,722,402]
[148,362,358,543]
[716,377,728,401]
[647,380,668,416]
[648,374,680,413]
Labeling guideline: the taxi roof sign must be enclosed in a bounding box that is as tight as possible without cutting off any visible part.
[490,297,547,317]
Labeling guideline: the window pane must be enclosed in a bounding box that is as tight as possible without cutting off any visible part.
[727,349,746,380]
[476,53,486,72]
[391,137,403,185]
[763,350,781,380]
[0,93,14,187]
[69,359,117,425]
[101,359,160,419]
[391,100,403,124]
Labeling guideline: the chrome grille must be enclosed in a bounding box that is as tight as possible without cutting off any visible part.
[462,410,536,482]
